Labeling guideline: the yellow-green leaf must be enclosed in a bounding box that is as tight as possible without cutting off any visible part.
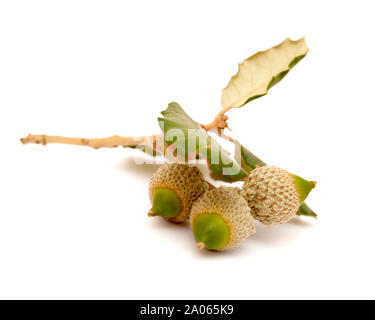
[221,37,309,109]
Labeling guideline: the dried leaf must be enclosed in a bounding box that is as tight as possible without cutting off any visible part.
[221,37,309,109]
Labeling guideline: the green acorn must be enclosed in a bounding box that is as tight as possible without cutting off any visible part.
[148,163,209,222]
[190,186,256,251]
[241,165,316,225]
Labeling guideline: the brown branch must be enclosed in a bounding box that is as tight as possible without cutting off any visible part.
[20,133,160,150]
[19,105,234,154]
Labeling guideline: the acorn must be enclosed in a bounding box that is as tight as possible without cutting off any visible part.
[190,186,256,251]
[148,163,209,222]
[241,165,316,225]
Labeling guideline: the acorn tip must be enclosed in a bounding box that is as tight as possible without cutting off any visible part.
[196,242,205,250]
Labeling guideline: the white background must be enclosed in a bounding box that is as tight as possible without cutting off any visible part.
[1,0,374,299]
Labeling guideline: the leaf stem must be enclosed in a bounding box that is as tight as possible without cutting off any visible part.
[202,105,232,133]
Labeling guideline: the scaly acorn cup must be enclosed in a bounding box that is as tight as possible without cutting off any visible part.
[241,165,316,225]
[190,186,256,251]
[148,163,209,223]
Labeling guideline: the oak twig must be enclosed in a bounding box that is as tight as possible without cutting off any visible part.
[20,115,317,218]
[20,133,161,150]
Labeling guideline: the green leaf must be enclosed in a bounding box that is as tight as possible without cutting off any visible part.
[158,102,248,182]
[221,37,309,109]
[296,203,317,218]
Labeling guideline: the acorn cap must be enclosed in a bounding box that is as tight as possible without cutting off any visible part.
[190,186,256,251]
[241,165,316,225]
[149,163,209,222]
